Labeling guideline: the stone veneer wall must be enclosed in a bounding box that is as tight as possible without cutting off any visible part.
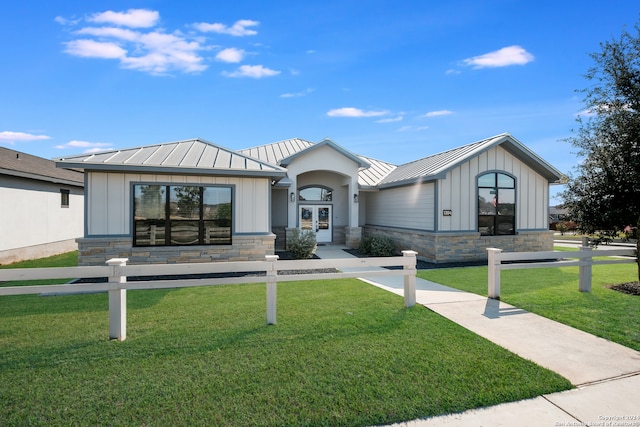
[76,234,276,266]
[363,225,554,263]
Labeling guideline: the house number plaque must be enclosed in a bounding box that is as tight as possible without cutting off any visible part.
[442,210,452,216]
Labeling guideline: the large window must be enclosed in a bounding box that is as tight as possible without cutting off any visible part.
[133,184,232,246]
[478,173,515,236]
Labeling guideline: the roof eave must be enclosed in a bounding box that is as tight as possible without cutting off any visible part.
[1,167,84,187]
[56,162,287,179]
[378,175,441,190]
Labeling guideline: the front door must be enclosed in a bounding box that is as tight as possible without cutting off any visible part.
[299,205,332,243]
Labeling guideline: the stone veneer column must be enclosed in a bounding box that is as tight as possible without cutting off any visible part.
[345,227,362,249]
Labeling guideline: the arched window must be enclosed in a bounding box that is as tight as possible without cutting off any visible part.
[478,172,515,236]
[299,186,333,202]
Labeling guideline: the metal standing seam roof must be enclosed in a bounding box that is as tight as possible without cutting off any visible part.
[239,138,396,187]
[238,138,315,165]
[0,146,84,187]
[377,133,565,188]
[54,138,287,178]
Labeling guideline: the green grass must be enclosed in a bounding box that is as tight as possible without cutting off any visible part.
[0,251,78,269]
[0,251,78,287]
[418,253,640,352]
[0,277,571,426]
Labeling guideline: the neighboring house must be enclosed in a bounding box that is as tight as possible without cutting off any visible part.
[0,147,84,264]
[55,132,564,266]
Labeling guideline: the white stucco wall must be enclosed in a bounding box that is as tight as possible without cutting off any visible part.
[284,144,361,229]
[365,182,435,230]
[0,175,83,252]
[438,145,549,231]
[86,172,271,236]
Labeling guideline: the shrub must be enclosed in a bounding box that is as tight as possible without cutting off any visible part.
[288,229,317,259]
[359,236,373,255]
[360,235,396,257]
[555,222,568,235]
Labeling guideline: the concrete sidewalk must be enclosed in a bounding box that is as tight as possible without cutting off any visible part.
[315,245,640,426]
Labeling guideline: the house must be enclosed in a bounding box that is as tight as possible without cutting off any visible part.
[55,132,564,266]
[0,147,84,264]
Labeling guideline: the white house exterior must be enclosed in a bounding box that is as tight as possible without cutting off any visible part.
[0,147,84,264]
[55,133,564,266]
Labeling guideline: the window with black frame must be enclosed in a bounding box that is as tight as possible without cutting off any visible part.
[477,173,515,236]
[133,184,232,246]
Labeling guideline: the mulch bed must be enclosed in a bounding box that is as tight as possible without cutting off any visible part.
[607,282,640,296]
[342,249,486,270]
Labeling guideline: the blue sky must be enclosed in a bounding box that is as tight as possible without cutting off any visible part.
[1,1,639,203]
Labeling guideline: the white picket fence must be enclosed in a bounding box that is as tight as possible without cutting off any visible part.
[0,251,418,341]
[486,246,637,299]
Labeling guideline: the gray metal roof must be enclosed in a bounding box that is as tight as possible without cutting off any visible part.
[357,155,397,187]
[0,146,84,187]
[238,138,315,165]
[54,138,287,178]
[378,133,565,188]
[240,138,393,187]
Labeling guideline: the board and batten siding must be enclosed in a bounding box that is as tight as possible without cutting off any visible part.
[365,182,435,230]
[86,172,271,236]
[438,146,549,232]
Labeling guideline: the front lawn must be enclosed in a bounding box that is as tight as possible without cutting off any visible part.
[0,276,571,426]
[418,258,640,351]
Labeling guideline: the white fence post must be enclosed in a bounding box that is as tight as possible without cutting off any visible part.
[579,246,593,292]
[486,248,503,299]
[402,250,418,308]
[106,258,129,341]
[265,255,279,325]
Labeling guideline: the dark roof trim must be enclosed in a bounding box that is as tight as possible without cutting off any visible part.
[0,167,85,187]
[55,163,287,179]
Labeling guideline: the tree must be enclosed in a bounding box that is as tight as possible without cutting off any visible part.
[562,20,640,281]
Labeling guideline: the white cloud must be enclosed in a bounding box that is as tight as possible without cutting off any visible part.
[64,39,127,59]
[280,88,314,98]
[462,45,534,69]
[59,11,267,76]
[55,140,113,152]
[0,131,51,143]
[216,48,245,63]
[77,26,140,42]
[376,116,403,123]
[422,110,453,118]
[60,11,210,75]
[327,107,388,118]
[194,19,259,36]
[89,9,159,28]
[396,126,429,132]
[445,69,461,75]
[223,64,280,78]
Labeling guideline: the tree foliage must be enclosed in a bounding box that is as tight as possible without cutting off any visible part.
[562,20,640,280]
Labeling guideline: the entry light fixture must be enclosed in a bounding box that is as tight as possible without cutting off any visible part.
[353,193,359,203]
[290,192,296,202]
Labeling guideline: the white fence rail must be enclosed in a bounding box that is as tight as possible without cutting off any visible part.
[486,247,636,299]
[0,251,418,341]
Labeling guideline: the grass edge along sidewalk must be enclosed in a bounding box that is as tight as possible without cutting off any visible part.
[0,252,571,426]
[418,254,640,352]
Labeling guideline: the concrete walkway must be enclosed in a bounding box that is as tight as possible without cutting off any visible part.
[314,245,640,426]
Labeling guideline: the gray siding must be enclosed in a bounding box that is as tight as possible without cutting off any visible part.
[365,182,435,230]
